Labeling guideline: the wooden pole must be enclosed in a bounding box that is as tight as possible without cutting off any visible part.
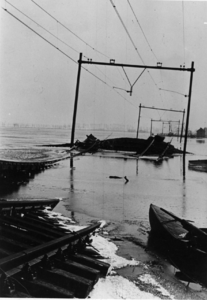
[150,119,152,135]
[180,109,185,143]
[183,62,195,154]
[136,104,141,138]
[71,53,82,146]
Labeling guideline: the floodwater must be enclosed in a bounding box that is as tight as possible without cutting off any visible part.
[1,126,206,228]
[0,126,207,297]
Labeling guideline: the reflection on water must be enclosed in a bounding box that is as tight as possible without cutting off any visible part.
[0,127,207,229]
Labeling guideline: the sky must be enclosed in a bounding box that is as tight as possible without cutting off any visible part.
[0,0,207,133]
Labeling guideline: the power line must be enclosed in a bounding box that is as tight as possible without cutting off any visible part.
[30,0,130,89]
[3,8,77,63]
[3,7,136,109]
[127,0,159,62]
[109,0,144,64]
[31,0,110,60]
[5,0,81,57]
[109,0,161,98]
[6,0,125,87]
[159,88,188,97]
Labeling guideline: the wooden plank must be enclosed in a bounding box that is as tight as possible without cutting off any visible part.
[0,224,44,246]
[2,215,64,238]
[24,213,68,233]
[0,223,100,271]
[0,236,29,252]
[0,216,58,241]
[24,213,69,234]
[54,258,100,284]
[0,248,10,258]
[38,267,93,298]
[15,277,74,298]
[71,253,110,276]
[2,291,32,298]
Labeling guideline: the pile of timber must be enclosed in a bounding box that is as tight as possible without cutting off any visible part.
[0,199,110,298]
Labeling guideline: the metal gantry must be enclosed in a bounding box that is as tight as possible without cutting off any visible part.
[137,104,185,143]
[150,119,181,137]
[71,53,194,155]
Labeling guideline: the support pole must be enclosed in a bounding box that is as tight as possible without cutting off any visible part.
[150,119,152,136]
[136,104,142,139]
[177,120,180,141]
[183,62,195,154]
[70,53,82,146]
[180,109,185,143]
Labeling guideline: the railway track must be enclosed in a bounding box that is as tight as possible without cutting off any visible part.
[0,199,110,298]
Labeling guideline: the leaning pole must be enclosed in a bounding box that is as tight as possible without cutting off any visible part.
[183,61,194,155]
[71,53,82,146]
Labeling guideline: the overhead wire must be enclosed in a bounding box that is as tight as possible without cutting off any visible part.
[3,3,140,112]
[126,0,162,104]
[127,0,187,120]
[5,0,81,57]
[109,0,161,100]
[2,8,77,63]
[127,0,159,62]
[109,0,144,64]
[126,1,185,122]
[30,0,130,91]
[3,4,132,101]
[31,0,110,60]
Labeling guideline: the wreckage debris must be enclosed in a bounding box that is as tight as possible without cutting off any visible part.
[74,134,184,156]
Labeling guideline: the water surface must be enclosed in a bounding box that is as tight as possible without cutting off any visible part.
[0,126,206,230]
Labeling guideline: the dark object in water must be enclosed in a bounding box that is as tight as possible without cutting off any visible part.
[75,134,183,156]
[109,176,129,183]
[149,204,207,287]
[188,159,207,172]
[196,139,205,143]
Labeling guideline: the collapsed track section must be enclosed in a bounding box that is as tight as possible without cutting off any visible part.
[0,199,110,298]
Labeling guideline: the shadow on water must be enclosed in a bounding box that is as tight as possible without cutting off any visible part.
[147,232,207,289]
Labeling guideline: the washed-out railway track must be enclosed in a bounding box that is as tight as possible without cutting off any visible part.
[0,199,109,298]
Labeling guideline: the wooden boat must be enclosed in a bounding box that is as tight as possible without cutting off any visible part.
[188,159,207,172]
[149,204,207,286]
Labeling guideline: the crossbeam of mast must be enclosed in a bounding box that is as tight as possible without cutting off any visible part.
[81,60,193,72]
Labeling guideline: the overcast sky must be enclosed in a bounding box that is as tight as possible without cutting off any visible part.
[0,0,207,132]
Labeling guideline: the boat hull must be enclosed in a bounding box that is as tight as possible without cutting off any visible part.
[149,204,207,286]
